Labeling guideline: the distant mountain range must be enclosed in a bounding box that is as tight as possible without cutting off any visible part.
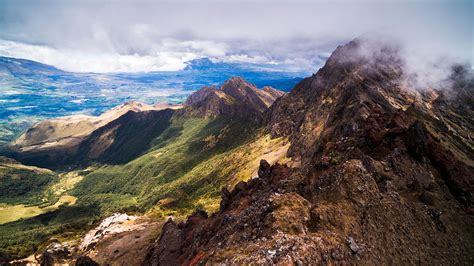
[0,56,307,147]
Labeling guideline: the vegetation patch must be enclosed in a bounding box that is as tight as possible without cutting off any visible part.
[0,158,57,205]
[0,195,77,225]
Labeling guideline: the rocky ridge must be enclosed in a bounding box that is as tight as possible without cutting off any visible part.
[144,39,474,264]
[183,77,284,122]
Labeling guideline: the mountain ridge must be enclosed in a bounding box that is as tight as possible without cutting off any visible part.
[144,38,474,265]
[0,56,64,76]
[183,77,285,121]
[0,55,305,148]
[3,102,180,168]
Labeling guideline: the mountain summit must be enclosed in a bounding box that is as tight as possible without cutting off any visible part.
[267,38,473,206]
[184,77,284,121]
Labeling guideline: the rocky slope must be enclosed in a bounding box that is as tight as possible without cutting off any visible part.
[183,77,284,122]
[144,39,474,264]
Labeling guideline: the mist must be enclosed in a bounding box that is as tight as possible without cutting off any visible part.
[0,0,472,73]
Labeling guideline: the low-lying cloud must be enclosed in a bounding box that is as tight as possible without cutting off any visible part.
[0,0,471,73]
[0,39,220,72]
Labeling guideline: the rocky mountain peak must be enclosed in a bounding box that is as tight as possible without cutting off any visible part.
[184,77,285,121]
[268,38,420,156]
[266,38,473,205]
[184,86,218,106]
[220,76,253,93]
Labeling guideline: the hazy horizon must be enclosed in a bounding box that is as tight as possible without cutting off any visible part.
[0,0,472,73]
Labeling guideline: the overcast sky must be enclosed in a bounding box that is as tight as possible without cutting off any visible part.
[0,0,472,73]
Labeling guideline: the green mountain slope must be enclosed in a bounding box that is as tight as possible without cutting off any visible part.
[0,117,289,260]
[73,116,289,216]
[0,157,56,205]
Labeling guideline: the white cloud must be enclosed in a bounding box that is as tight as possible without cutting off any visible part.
[0,0,471,73]
[0,38,326,73]
[0,39,223,72]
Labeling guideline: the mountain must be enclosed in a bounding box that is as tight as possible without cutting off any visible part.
[4,102,179,168]
[0,77,288,262]
[267,39,474,206]
[0,56,64,77]
[184,77,284,121]
[144,39,474,264]
[3,79,284,169]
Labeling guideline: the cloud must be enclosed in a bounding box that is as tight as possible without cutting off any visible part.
[0,39,222,72]
[0,0,471,73]
[0,37,331,73]
[328,33,472,93]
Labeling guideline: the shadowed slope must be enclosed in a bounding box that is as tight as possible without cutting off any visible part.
[4,103,178,169]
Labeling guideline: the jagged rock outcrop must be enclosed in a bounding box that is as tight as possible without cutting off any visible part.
[37,241,72,266]
[184,77,284,122]
[144,39,474,264]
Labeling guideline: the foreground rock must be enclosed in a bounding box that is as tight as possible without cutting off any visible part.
[37,241,73,265]
[80,213,162,266]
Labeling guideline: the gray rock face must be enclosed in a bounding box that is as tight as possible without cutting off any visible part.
[38,242,72,266]
[80,213,139,252]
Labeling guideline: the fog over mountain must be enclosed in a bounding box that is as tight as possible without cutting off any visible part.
[0,0,472,73]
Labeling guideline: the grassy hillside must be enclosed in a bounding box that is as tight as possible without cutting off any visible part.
[0,157,57,205]
[0,115,290,260]
[73,116,290,216]
[0,158,81,260]
[0,204,100,261]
